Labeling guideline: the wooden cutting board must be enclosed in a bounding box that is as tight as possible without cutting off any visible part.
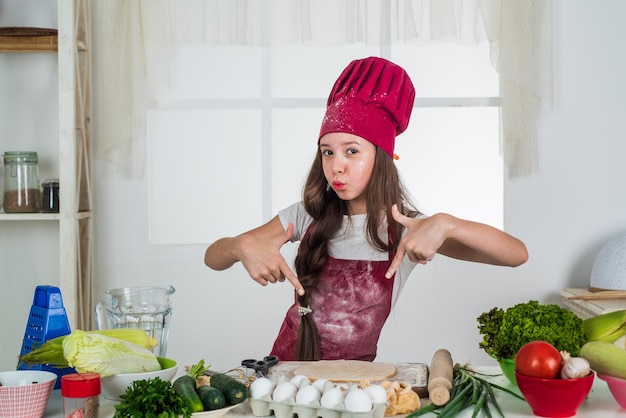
[267,361,429,397]
[293,360,396,382]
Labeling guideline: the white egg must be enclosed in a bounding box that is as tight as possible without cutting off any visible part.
[272,381,298,402]
[295,384,322,405]
[321,380,337,393]
[290,374,310,388]
[320,386,345,409]
[275,375,291,385]
[344,388,373,412]
[312,378,329,392]
[364,384,387,404]
[249,377,275,399]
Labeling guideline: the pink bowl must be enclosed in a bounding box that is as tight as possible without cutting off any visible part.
[598,374,626,408]
[0,370,57,418]
[515,371,594,417]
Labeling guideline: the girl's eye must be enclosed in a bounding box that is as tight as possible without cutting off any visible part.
[322,149,333,156]
[347,148,358,155]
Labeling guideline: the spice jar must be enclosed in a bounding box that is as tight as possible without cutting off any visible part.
[2,151,41,213]
[41,178,60,213]
[61,373,101,418]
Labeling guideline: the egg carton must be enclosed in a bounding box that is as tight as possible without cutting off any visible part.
[248,397,386,418]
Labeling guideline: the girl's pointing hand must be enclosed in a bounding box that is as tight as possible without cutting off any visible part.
[385,204,443,278]
[237,222,305,295]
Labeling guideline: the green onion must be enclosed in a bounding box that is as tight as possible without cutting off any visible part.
[406,364,524,418]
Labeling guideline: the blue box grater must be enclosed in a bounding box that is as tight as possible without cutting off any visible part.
[17,285,76,389]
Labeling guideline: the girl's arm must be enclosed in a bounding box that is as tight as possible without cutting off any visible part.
[385,205,528,278]
[429,213,528,266]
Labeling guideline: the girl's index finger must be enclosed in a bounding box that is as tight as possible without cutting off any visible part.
[385,242,406,279]
[275,223,304,294]
[386,204,412,278]
[282,263,305,295]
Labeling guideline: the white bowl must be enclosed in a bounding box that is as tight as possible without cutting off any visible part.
[192,403,242,417]
[101,357,178,400]
[0,370,57,418]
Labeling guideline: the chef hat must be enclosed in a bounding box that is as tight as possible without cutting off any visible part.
[318,56,415,159]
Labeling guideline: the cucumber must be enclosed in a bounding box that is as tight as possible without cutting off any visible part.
[197,385,226,410]
[173,375,204,412]
[210,374,249,404]
[580,340,626,379]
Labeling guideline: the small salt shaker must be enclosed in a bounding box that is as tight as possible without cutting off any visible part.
[61,373,101,418]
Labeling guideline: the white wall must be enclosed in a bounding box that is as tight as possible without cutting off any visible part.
[3,0,626,373]
[90,0,626,372]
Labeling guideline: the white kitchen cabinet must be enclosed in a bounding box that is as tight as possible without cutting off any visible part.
[0,0,92,332]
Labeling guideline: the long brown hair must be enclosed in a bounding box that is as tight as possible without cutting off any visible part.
[293,147,420,360]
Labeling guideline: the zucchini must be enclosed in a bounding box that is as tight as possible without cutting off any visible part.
[197,385,226,410]
[173,375,204,412]
[580,340,626,379]
[210,374,249,404]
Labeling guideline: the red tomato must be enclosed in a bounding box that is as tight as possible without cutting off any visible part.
[515,341,562,379]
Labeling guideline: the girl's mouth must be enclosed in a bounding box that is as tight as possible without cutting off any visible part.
[332,181,346,191]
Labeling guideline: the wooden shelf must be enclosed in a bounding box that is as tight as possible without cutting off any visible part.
[0,6,92,331]
[0,27,58,52]
[0,210,92,221]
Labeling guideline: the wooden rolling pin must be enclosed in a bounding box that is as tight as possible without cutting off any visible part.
[428,348,454,406]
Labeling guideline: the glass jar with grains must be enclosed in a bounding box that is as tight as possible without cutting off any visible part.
[2,151,41,213]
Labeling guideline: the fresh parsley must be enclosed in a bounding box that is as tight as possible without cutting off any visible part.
[113,377,192,418]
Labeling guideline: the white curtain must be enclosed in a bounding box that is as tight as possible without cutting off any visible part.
[92,0,552,178]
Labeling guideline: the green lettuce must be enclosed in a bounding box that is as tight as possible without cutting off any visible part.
[62,329,161,377]
[477,300,589,360]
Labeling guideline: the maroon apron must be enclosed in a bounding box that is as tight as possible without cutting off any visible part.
[270,248,395,361]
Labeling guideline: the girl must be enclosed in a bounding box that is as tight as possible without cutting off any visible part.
[204,57,528,361]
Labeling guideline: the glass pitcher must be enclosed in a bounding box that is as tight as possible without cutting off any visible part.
[95,285,175,358]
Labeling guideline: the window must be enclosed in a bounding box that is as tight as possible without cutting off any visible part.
[147,42,501,244]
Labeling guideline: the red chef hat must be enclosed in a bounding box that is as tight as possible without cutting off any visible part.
[319,57,415,159]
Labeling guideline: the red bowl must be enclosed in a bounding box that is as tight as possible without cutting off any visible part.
[515,371,594,417]
[598,373,626,408]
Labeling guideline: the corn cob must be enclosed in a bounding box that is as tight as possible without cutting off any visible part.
[583,310,626,342]
[19,329,157,367]
[19,337,67,367]
[580,340,626,380]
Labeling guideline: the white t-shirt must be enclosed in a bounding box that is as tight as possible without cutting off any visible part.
[278,202,418,305]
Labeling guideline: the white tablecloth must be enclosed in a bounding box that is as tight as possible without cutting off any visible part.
[43,367,625,418]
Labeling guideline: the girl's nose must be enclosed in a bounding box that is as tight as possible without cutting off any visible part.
[332,156,345,174]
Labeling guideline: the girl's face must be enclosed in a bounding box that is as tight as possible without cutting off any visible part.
[319,132,376,215]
